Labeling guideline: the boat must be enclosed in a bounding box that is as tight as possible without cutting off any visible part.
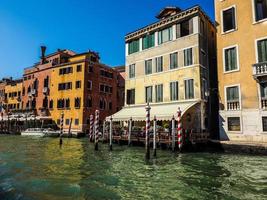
[21,128,45,137]
[21,128,60,137]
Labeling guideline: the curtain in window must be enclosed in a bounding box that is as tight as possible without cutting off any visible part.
[184,48,193,66]
[156,57,163,72]
[225,47,237,71]
[258,39,267,62]
[170,53,178,69]
[170,82,178,101]
[156,84,163,102]
[227,86,239,101]
[185,79,194,99]
[145,86,153,103]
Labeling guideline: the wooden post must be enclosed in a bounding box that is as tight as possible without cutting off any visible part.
[153,115,157,157]
[177,107,182,152]
[89,114,94,142]
[7,113,10,133]
[94,110,99,151]
[68,118,72,138]
[171,115,175,152]
[145,103,151,160]
[59,112,64,146]
[109,116,113,151]
[128,117,132,146]
[1,112,3,132]
[102,120,105,143]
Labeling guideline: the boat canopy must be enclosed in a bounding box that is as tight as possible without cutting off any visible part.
[106,100,200,122]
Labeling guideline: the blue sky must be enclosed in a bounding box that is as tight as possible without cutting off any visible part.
[0,0,214,79]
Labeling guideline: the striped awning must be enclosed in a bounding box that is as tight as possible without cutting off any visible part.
[106,100,200,121]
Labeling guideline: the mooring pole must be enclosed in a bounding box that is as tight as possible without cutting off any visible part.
[153,115,157,157]
[1,112,3,132]
[7,113,10,133]
[94,110,99,151]
[89,114,94,142]
[102,120,105,143]
[128,117,132,146]
[59,112,64,146]
[145,103,151,160]
[68,118,72,138]
[172,115,175,152]
[109,116,113,151]
[177,107,182,152]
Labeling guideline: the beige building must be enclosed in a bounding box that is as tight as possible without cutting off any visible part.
[110,6,218,135]
[215,0,267,141]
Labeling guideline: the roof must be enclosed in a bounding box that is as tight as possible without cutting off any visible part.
[106,101,200,121]
[156,7,182,19]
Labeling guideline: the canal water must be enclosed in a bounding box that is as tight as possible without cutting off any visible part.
[0,135,267,200]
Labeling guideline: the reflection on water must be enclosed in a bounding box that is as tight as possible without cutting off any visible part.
[0,135,267,200]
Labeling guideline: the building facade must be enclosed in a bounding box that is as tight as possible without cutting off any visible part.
[215,0,267,141]
[110,6,218,136]
[0,47,125,134]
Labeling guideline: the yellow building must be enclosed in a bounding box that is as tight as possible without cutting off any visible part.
[215,0,267,142]
[110,6,217,135]
[4,79,23,112]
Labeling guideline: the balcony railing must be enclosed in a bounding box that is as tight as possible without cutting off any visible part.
[227,100,240,110]
[253,62,267,78]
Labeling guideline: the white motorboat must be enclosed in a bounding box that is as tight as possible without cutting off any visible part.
[21,128,45,137]
[43,128,60,137]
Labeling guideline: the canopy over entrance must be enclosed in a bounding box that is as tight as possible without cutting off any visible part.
[106,101,200,122]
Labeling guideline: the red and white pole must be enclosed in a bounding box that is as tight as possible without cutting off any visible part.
[145,103,151,160]
[89,114,94,142]
[177,107,182,151]
[94,110,99,150]
[59,111,64,146]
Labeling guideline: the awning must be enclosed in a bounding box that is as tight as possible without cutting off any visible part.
[106,100,200,121]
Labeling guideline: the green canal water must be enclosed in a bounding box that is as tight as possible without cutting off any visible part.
[0,135,267,200]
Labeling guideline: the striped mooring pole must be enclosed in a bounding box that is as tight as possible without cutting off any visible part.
[177,107,182,152]
[145,103,151,160]
[94,110,99,151]
[59,111,64,146]
[153,115,157,157]
[89,114,94,142]
[171,115,175,152]
[128,117,132,146]
[109,116,113,151]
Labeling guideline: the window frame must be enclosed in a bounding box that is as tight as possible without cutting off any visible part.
[224,84,242,110]
[170,81,179,101]
[184,79,195,100]
[184,48,193,67]
[252,0,267,23]
[145,59,153,75]
[255,36,267,63]
[145,86,153,103]
[221,5,237,34]
[170,52,178,70]
[129,64,135,79]
[223,44,240,73]
[155,84,163,103]
[227,116,242,133]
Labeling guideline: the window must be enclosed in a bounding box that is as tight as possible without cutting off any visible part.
[75,119,79,126]
[87,81,92,90]
[200,19,205,35]
[57,99,65,109]
[86,96,92,107]
[77,64,82,72]
[155,84,163,102]
[75,98,81,108]
[126,89,135,105]
[99,99,106,110]
[49,100,53,109]
[222,7,236,32]
[185,79,194,99]
[170,82,179,101]
[177,19,193,38]
[170,52,178,69]
[145,86,153,103]
[100,84,105,92]
[142,33,155,50]
[88,65,93,73]
[57,119,60,125]
[59,67,73,75]
[184,48,193,66]
[255,0,267,21]
[65,99,70,108]
[155,56,163,72]
[227,117,241,131]
[226,86,240,110]
[58,82,72,91]
[76,81,81,89]
[44,76,49,88]
[257,38,267,62]
[109,102,112,110]
[260,82,267,98]
[42,97,48,108]
[145,59,153,75]
[158,27,173,44]
[65,119,70,125]
[129,64,135,78]
[224,46,238,72]
[128,39,139,54]
[262,117,267,131]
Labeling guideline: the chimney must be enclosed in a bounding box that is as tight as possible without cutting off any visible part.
[41,46,46,64]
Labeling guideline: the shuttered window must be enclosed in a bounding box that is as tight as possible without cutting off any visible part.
[224,47,238,71]
[142,33,155,50]
[185,79,194,99]
[145,59,153,75]
[258,39,267,62]
[128,40,139,54]
[222,7,236,32]
[155,84,163,102]
[170,52,178,69]
[184,48,193,66]
[145,86,153,103]
[177,19,193,38]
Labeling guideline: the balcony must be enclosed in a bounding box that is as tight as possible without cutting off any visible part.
[31,89,37,96]
[253,62,267,81]
[227,100,240,111]
[261,98,267,109]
